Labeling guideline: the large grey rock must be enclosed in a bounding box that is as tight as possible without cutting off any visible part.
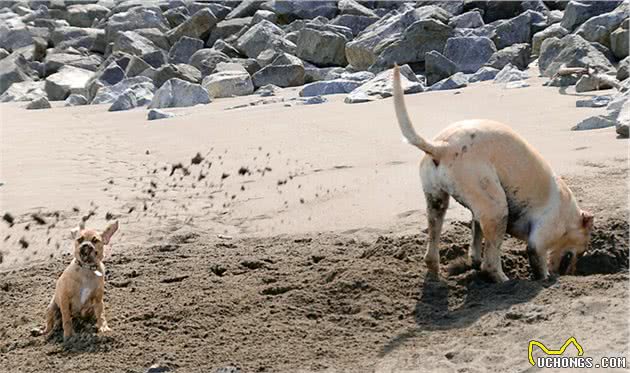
[188,49,230,77]
[575,95,612,107]
[143,63,202,88]
[485,43,531,70]
[0,80,44,102]
[468,66,500,82]
[428,72,468,91]
[236,20,295,59]
[538,34,615,77]
[207,17,251,47]
[25,96,50,109]
[147,108,175,120]
[561,0,623,31]
[425,50,457,86]
[251,53,305,88]
[571,115,616,130]
[449,10,484,29]
[64,93,88,106]
[610,26,629,60]
[575,74,618,92]
[169,36,203,64]
[492,10,540,49]
[65,4,110,28]
[105,6,169,43]
[296,24,349,67]
[344,64,424,104]
[224,0,260,20]
[43,51,103,74]
[299,79,363,97]
[108,89,138,111]
[252,10,278,25]
[338,0,376,18]
[166,8,218,45]
[370,18,453,72]
[330,14,378,37]
[92,76,155,104]
[125,55,152,77]
[575,6,628,48]
[148,78,210,108]
[0,25,33,52]
[113,31,161,61]
[212,39,241,58]
[135,28,171,51]
[164,6,189,29]
[202,70,253,98]
[0,48,9,60]
[617,56,629,81]
[44,65,92,100]
[260,0,339,22]
[0,53,36,95]
[345,5,451,70]
[50,26,102,49]
[494,63,529,84]
[443,36,497,73]
[532,23,569,55]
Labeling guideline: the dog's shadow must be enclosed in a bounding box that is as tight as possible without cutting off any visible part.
[46,316,115,353]
[379,271,550,357]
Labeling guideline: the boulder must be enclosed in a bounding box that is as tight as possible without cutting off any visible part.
[0,80,44,102]
[538,34,615,77]
[44,65,92,100]
[575,74,618,92]
[43,51,103,74]
[64,93,88,106]
[50,26,104,51]
[92,76,155,104]
[575,95,612,107]
[113,30,164,67]
[260,0,339,22]
[0,25,33,52]
[147,108,175,120]
[201,70,254,98]
[148,78,211,108]
[296,25,349,67]
[168,36,203,64]
[145,63,202,88]
[125,55,152,77]
[448,10,484,29]
[330,14,378,37]
[108,89,138,111]
[575,7,628,48]
[617,56,629,81]
[236,20,295,59]
[344,64,424,104]
[251,53,305,88]
[0,53,37,95]
[212,39,241,58]
[610,26,629,59]
[494,63,529,84]
[164,6,189,28]
[338,0,377,18]
[257,84,278,96]
[207,17,251,47]
[105,6,169,43]
[166,8,218,45]
[492,10,540,49]
[135,28,171,51]
[345,5,451,70]
[485,43,531,70]
[532,23,569,55]
[25,96,50,109]
[443,36,497,73]
[188,49,230,77]
[468,66,500,82]
[224,0,260,20]
[425,50,457,86]
[571,115,616,130]
[561,0,623,31]
[252,10,278,25]
[370,18,453,72]
[0,48,8,60]
[299,79,363,97]
[65,4,110,28]
[464,1,522,23]
[428,72,468,91]
[504,80,530,89]
[232,58,261,75]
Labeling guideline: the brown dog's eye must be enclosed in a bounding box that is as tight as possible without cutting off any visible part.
[91,237,99,244]
[77,237,84,244]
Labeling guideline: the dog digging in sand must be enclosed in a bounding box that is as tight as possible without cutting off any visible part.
[392,65,593,282]
[43,221,119,340]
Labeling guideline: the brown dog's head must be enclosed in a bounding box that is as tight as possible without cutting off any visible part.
[548,210,594,276]
[70,221,119,267]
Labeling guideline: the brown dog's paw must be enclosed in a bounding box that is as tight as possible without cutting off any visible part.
[98,325,111,333]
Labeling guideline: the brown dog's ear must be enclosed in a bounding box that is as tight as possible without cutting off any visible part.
[581,211,594,230]
[101,221,119,244]
[70,220,86,239]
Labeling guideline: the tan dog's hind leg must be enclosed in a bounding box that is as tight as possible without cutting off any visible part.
[424,191,450,279]
[43,299,58,337]
[469,221,483,270]
[478,213,509,283]
[94,300,110,333]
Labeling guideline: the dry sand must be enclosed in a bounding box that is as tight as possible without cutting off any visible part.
[0,77,628,372]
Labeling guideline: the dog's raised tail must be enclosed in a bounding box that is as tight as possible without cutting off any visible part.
[393,65,443,158]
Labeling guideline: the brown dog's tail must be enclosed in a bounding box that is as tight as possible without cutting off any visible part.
[393,65,444,158]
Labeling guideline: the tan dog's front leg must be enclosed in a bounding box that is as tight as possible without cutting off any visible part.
[527,244,550,280]
[479,215,509,283]
[469,220,483,270]
[94,300,110,333]
[59,300,74,340]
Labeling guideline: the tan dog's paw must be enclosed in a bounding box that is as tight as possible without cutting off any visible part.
[98,325,111,333]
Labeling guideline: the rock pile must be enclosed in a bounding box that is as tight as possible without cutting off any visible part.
[0,0,627,131]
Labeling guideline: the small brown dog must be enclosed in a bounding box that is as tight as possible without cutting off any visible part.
[43,221,118,340]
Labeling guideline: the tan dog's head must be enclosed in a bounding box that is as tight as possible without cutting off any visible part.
[70,221,119,267]
[548,211,594,275]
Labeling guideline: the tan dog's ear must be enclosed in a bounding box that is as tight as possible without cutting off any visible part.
[581,211,594,230]
[70,220,85,239]
[102,221,119,245]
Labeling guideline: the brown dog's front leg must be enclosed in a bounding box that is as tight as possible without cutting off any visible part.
[94,300,110,333]
[59,301,74,340]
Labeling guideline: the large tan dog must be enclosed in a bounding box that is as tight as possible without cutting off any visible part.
[392,66,593,282]
[44,221,118,339]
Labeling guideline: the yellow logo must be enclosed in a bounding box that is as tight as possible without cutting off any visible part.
[528,337,584,366]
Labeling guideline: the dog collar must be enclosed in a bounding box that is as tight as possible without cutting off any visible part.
[76,259,103,277]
